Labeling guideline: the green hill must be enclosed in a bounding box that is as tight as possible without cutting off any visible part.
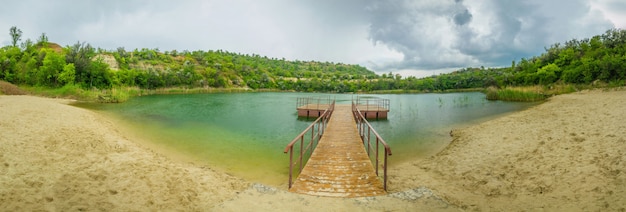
[1,38,378,93]
[1,27,625,101]
[400,29,626,95]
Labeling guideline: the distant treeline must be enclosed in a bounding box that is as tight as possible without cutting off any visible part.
[408,28,626,91]
[0,28,379,92]
[1,27,625,93]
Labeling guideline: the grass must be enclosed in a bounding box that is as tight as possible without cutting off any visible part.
[9,79,625,103]
[22,85,257,103]
[96,87,135,103]
[485,88,548,102]
[148,87,254,95]
[367,89,413,94]
[485,84,585,102]
[23,84,97,100]
[22,84,141,103]
[367,88,484,94]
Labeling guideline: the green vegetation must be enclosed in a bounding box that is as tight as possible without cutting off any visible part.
[486,87,548,102]
[407,29,626,99]
[1,26,625,102]
[1,26,384,100]
[9,26,22,47]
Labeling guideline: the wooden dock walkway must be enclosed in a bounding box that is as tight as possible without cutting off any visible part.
[289,105,385,197]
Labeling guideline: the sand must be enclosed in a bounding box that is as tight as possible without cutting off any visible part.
[1,89,625,211]
[0,96,247,211]
[391,89,626,211]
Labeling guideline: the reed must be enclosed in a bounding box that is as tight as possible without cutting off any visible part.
[484,83,592,102]
[97,87,136,103]
[485,87,547,102]
[150,87,253,95]
[22,85,135,103]
[24,84,96,100]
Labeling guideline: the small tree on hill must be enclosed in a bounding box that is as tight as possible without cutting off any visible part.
[9,26,22,47]
[37,33,49,47]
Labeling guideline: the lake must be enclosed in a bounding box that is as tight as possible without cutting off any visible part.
[75,92,538,186]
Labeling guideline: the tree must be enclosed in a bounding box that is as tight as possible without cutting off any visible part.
[88,59,111,88]
[37,33,49,47]
[536,63,559,85]
[39,50,66,86]
[65,41,95,86]
[20,39,35,53]
[9,26,22,47]
[58,63,76,86]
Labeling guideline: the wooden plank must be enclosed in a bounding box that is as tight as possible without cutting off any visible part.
[289,105,386,197]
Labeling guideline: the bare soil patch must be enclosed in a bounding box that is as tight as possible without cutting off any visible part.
[0,81,27,95]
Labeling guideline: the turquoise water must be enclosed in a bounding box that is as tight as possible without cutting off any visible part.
[75,92,537,186]
[366,93,539,163]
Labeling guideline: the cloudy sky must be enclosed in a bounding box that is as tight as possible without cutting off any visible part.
[1,0,624,77]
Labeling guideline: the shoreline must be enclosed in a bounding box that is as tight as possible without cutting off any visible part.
[0,95,454,211]
[2,89,625,210]
[0,95,249,211]
[389,88,626,211]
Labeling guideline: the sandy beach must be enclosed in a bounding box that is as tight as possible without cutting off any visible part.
[0,96,248,211]
[390,89,626,211]
[1,89,625,211]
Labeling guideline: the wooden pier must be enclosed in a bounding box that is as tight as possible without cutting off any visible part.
[296,97,333,118]
[296,104,332,118]
[288,105,386,197]
[297,97,390,119]
[352,97,390,119]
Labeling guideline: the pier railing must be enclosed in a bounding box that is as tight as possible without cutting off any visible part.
[352,101,392,191]
[353,97,390,112]
[296,96,333,111]
[284,100,335,189]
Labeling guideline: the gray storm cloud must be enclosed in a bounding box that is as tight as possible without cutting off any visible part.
[453,9,472,26]
[364,0,615,71]
[0,0,620,76]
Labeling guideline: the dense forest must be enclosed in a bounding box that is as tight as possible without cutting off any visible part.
[1,26,625,98]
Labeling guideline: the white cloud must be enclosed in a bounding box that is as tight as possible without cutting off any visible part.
[591,0,626,29]
[0,0,624,78]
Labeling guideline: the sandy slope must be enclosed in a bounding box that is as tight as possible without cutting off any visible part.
[1,89,625,211]
[391,89,626,211]
[0,96,247,211]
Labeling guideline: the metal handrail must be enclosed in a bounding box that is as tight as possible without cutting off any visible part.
[354,97,390,112]
[296,96,333,111]
[284,100,335,189]
[352,101,392,190]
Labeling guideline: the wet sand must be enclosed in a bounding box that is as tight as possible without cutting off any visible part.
[1,89,625,211]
